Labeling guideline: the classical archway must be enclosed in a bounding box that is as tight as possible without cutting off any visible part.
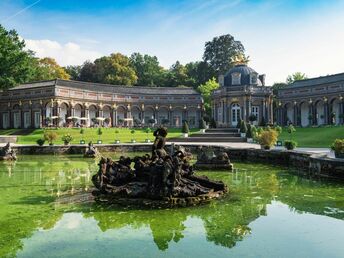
[59,102,68,126]
[116,106,126,126]
[131,106,141,125]
[158,107,169,125]
[300,102,309,127]
[330,98,340,125]
[285,103,294,124]
[144,107,155,125]
[231,103,241,127]
[314,100,324,125]
[89,105,97,126]
[103,105,111,127]
[172,108,183,127]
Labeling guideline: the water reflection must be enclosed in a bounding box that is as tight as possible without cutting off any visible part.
[0,157,344,258]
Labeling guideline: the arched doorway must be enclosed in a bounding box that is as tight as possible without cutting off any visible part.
[89,105,97,126]
[285,103,294,125]
[103,105,111,127]
[131,106,141,126]
[231,103,241,126]
[158,107,169,126]
[315,100,324,125]
[330,98,340,125]
[300,102,309,127]
[172,108,183,127]
[59,103,68,126]
[116,106,126,126]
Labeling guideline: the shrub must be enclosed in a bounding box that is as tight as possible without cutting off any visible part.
[145,127,151,137]
[36,138,45,146]
[257,129,279,149]
[284,140,297,150]
[209,118,216,128]
[182,121,190,134]
[240,120,247,133]
[236,118,242,129]
[80,128,85,140]
[274,125,282,134]
[248,114,257,123]
[246,124,253,138]
[161,119,170,126]
[118,118,124,125]
[199,119,206,129]
[62,134,73,144]
[97,128,103,141]
[331,139,344,154]
[131,129,136,135]
[44,131,58,145]
[259,116,266,127]
[287,124,296,140]
[115,129,120,141]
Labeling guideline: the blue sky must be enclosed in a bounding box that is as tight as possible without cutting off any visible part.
[1,0,344,85]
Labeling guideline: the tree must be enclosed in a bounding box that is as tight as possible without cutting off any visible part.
[94,53,137,85]
[0,25,36,89]
[185,61,214,89]
[271,82,287,96]
[32,57,70,81]
[197,78,219,114]
[79,61,97,82]
[203,34,245,77]
[129,53,165,86]
[286,72,308,84]
[64,65,81,80]
[165,61,191,87]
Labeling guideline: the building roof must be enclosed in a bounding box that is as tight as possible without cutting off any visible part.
[287,72,344,88]
[223,64,262,86]
[7,79,200,95]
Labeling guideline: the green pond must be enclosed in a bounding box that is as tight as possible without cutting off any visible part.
[0,153,344,258]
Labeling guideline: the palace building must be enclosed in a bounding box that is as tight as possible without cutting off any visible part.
[211,57,273,127]
[0,79,203,129]
[276,73,344,126]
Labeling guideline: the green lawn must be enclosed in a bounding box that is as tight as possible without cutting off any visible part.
[0,127,198,145]
[278,126,344,148]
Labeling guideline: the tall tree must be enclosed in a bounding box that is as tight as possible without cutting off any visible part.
[79,61,97,82]
[129,53,165,86]
[286,72,308,84]
[271,82,287,96]
[32,57,70,81]
[185,61,214,89]
[94,53,137,85]
[203,34,245,77]
[64,65,81,80]
[165,61,191,87]
[0,25,36,89]
[197,77,219,114]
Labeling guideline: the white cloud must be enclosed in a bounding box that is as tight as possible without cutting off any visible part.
[25,39,103,66]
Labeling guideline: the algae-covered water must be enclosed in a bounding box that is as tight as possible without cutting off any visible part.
[0,154,343,258]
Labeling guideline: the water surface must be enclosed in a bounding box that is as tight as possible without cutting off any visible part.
[0,154,343,258]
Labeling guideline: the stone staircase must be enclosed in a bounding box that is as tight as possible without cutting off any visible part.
[168,128,246,143]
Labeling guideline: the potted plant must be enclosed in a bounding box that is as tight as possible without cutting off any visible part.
[62,134,73,145]
[182,121,189,137]
[284,140,297,150]
[256,128,279,150]
[118,118,124,127]
[131,129,136,143]
[199,118,206,133]
[209,118,216,128]
[259,116,266,127]
[44,131,58,146]
[240,120,247,137]
[246,124,253,143]
[161,118,170,126]
[80,128,85,144]
[331,139,344,158]
[236,118,242,129]
[145,128,151,143]
[97,127,103,144]
[114,129,120,144]
[36,138,45,146]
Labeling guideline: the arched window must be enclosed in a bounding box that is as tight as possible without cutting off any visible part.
[231,73,241,85]
[231,103,241,126]
[250,73,258,84]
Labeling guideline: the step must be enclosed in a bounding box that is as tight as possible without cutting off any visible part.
[191,133,241,137]
[206,128,239,133]
[168,137,246,143]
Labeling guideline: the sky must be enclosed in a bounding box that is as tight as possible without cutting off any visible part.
[1,0,344,85]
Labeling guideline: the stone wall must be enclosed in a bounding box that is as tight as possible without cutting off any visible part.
[10,143,344,180]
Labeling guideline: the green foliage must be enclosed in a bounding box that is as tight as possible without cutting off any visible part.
[240,120,247,133]
[246,124,253,138]
[199,119,206,129]
[61,133,73,144]
[209,118,217,128]
[97,128,103,136]
[248,114,257,122]
[36,138,45,146]
[182,121,190,134]
[0,25,36,89]
[131,129,136,135]
[284,140,297,150]
[203,34,245,76]
[161,119,170,126]
[271,82,287,96]
[43,131,58,145]
[31,57,70,81]
[331,139,344,153]
[259,116,266,127]
[145,127,151,135]
[64,65,81,80]
[236,118,242,129]
[256,128,279,149]
[197,77,219,112]
[286,72,308,84]
[287,124,296,140]
[118,118,124,125]
[274,126,282,134]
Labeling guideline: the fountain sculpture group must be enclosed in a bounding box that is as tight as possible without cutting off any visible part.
[0,143,17,161]
[92,127,227,206]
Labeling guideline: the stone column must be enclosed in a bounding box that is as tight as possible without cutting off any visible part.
[324,101,329,125]
[113,109,117,127]
[340,100,344,124]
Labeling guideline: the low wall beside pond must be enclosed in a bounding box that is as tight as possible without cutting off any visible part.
[9,143,344,181]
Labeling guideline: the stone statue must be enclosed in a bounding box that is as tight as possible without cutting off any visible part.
[84,141,99,158]
[194,146,233,170]
[0,143,17,161]
[92,128,227,207]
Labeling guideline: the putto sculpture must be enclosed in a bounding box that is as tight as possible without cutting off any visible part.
[194,146,233,170]
[92,127,227,207]
[0,143,17,161]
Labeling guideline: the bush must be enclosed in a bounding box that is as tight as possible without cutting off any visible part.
[115,129,120,141]
[161,119,169,126]
[240,120,247,133]
[259,116,266,127]
[257,129,279,149]
[199,119,206,129]
[274,125,282,134]
[36,138,45,146]
[284,140,297,150]
[236,118,242,129]
[209,118,216,128]
[249,114,257,123]
[145,127,151,136]
[62,134,73,144]
[331,139,344,154]
[246,124,253,138]
[182,121,190,134]
[44,131,58,145]
[118,118,124,125]
[287,124,296,140]
[97,128,103,141]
